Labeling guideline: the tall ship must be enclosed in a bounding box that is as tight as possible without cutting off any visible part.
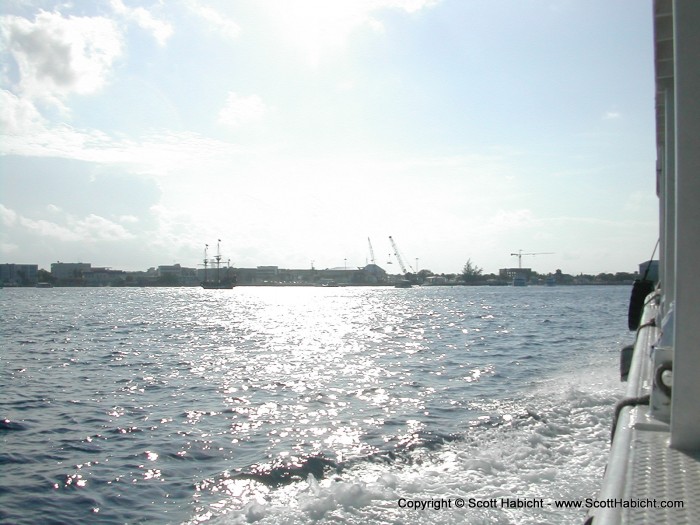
[201,240,236,289]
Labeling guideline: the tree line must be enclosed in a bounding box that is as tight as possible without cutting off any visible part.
[407,259,639,286]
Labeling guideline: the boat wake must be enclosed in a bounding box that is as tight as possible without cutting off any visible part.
[189,361,623,525]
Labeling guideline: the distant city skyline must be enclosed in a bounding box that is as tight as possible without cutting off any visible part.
[1,258,647,291]
[2,253,649,278]
[1,1,658,275]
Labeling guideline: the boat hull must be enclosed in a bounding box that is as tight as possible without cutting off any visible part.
[201,283,235,289]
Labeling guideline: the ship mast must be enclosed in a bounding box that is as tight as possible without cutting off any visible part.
[214,239,222,284]
[203,244,209,283]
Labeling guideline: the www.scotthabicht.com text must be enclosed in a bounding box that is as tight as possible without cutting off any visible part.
[396,497,685,511]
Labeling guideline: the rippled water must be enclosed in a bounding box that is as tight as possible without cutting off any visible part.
[1,285,629,524]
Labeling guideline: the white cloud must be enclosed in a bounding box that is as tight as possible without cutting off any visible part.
[1,10,122,109]
[217,92,269,128]
[19,215,82,241]
[0,89,46,134]
[110,0,173,46]
[74,214,135,241]
[0,204,18,226]
[0,121,119,161]
[0,111,263,183]
[604,111,621,120]
[185,0,241,39]
[4,204,135,243]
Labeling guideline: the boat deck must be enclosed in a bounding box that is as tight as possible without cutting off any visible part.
[622,425,700,524]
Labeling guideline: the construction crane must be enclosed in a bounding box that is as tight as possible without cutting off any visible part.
[510,249,554,268]
[389,236,414,274]
[367,237,376,265]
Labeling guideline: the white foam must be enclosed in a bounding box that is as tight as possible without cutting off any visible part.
[204,364,620,524]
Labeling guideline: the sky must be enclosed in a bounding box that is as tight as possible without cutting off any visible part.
[0,0,658,275]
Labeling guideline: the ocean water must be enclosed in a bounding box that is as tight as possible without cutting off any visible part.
[1,285,630,524]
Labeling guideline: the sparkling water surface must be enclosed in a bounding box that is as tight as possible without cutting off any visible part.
[1,285,629,524]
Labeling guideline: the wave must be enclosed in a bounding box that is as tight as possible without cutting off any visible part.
[0,418,27,431]
[191,363,623,524]
[225,409,554,490]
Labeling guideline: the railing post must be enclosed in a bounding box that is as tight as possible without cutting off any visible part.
[670,0,700,451]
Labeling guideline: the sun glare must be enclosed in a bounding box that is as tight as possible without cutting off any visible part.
[262,0,380,66]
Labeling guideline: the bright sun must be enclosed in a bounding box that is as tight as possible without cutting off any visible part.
[262,0,383,67]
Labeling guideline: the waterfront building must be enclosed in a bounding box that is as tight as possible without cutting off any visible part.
[499,267,532,281]
[51,262,91,283]
[83,267,126,287]
[0,263,38,286]
[233,264,388,286]
[158,264,199,286]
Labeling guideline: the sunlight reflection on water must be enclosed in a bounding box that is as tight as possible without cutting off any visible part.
[1,285,629,524]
